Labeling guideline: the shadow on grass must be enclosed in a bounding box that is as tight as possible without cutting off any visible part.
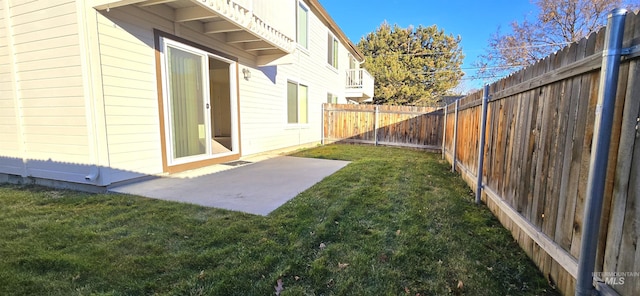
[0,144,558,296]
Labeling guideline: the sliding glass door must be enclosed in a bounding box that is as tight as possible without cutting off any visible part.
[160,37,238,166]
[166,44,209,160]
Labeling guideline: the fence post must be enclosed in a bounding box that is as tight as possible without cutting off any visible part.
[374,105,379,146]
[321,103,325,145]
[442,104,448,159]
[475,85,490,204]
[452,99,459,172]
[576,8,627,296]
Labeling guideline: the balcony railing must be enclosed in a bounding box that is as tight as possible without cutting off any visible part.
[345,69,374,100]
[92,0,295,65]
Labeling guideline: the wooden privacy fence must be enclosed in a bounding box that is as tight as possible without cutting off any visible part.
[322,104,443,150]
[443,10,640,296]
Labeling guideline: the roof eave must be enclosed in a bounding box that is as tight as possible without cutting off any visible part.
[304,0,365,62]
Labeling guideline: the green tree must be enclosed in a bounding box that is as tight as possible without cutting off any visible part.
[357,22,464,105]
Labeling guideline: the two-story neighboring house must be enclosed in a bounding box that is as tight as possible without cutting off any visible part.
[0,0,374,190]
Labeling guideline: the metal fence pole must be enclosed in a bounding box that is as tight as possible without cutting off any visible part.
[452,99,459,172]
[576,8,627,296]
[442,104,448,159]
[475,85,490,204]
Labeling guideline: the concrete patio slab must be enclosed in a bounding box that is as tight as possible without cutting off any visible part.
[108,156,350,216]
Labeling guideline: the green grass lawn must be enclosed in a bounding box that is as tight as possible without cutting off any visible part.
[0,144,557,295]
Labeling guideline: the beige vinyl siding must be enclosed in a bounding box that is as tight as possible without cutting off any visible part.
[252,0,295,40]
[95,8,165,181]
[238,4,348,154]
[236,67,291,154]
[93,5,265,171]
[5,0,91,181]
[0,1,22,175]
[95,6,261,179]
[93,3,356,169]
[1,0,359,185]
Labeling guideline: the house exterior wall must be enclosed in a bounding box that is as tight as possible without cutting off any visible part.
[92,1,359,167]
[93,6,253,183]
[0,0,22,176]
[93,7,166,183]
[251,0,295,41]
[236,0,356,155]
[0,0,364,187]
[0,0,97,185]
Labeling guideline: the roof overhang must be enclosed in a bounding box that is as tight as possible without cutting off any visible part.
[93,0,295,66]
[304,0,365,63]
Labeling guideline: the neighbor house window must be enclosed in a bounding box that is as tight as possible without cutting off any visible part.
[349,54,356,70]
[287,81,308,124]
[327,92,338,104]
[327,34,338,68]
[297,2,309,49]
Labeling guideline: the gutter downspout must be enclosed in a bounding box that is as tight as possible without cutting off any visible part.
[575,8,627,296]
[475,85,490,204]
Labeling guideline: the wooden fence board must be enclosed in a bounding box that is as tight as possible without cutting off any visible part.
[441,11,640,296]
[499,98,509,199]
[526,84,545,224]
[518,89,533,213]
[552,41,581,245]
[489,100,501,195]
[570,72,600,259]
[542,80,561,238]
[595,57,629,273]
[604,59,640,293]
[532,84,552,229]
[555,36,588,249]
[323,104,442,150]
[511,95,524,206]
[501,99,512,202]
[555,75,582,250]
[509,96,520,212]
[561,39,597,252]
[549,48,572,238]
[614,124,640,296]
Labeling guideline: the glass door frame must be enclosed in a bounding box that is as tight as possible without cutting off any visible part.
[159,36,239,167]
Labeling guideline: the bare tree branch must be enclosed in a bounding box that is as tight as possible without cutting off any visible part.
[476,0,635,81]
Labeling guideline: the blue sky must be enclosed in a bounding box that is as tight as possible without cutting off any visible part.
[319,0,538,91]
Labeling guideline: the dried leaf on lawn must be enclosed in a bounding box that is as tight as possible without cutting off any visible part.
[274,278,284,296]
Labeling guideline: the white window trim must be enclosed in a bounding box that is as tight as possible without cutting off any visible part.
[326,91,338,104]
[285,79,310,128]
[327,32,339,70]
[348,53,358,70]
[296,1,310,51]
